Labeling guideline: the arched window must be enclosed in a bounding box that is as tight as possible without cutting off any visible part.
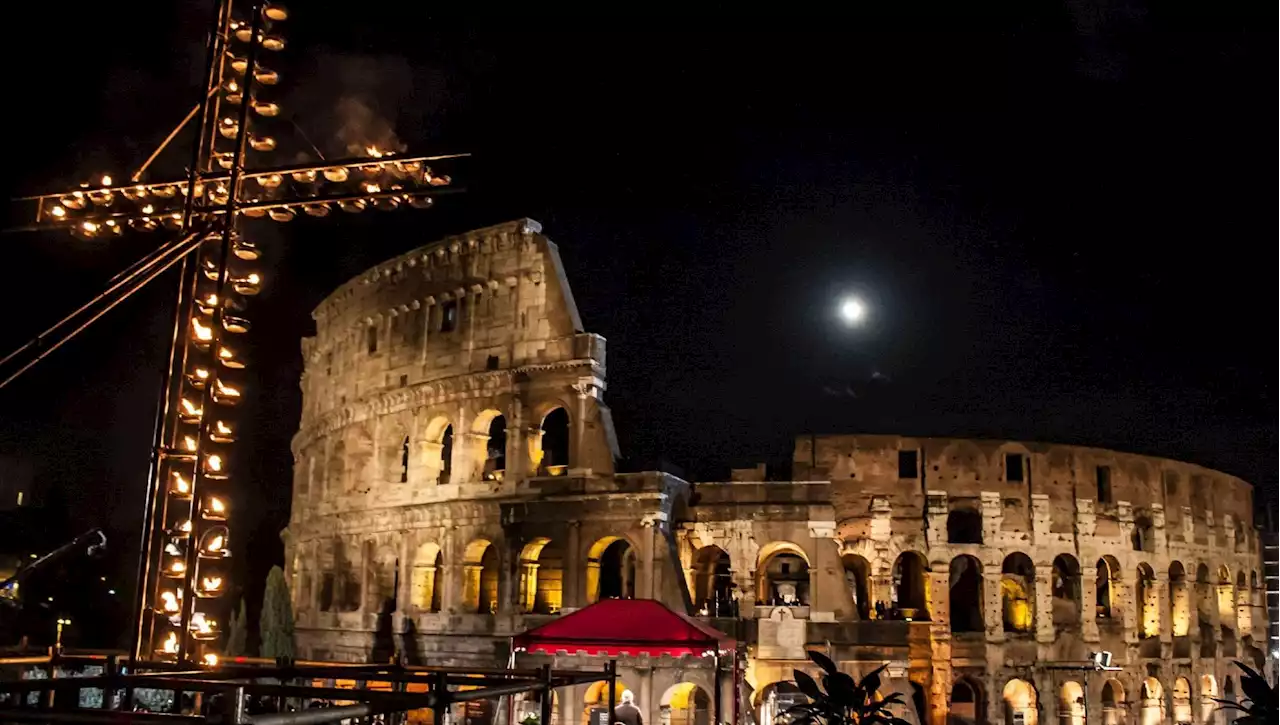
[1101,680,1125,725]
[462,540,499,614]
[1198,675,1218,725]
[1169,562,1190,637]
[539,408,570,475]
[1132,516,1155,552]
[1137,563,1158,639]
[1172,677,1192,725]
[1140,679,1165,725]
[757,543,810,607]
[949,678,983,725]
[947,507,983,544]
[411,542,443,612]
[1051,554,1082,628]
[692,546,734,615]
[1059,682,1085,725]
[949,555,984,633]
[1096,556,1120,620]
[1001,553,1036,634]
[1235,571,1251,632]
[483,414,507,481]
[519,537,564,614]
[841,553,871,620]
[660,682,713,725]
[891,552,930,620]
[587,536,636,603]
[1003,679,1038,725]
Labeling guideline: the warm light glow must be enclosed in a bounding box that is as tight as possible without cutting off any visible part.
[365,183,381,193]
[182,436,198,452]
[202,653,219,667]
[215,380,240,398]
[214,420,234,437]
[101,175,112,187]
[180,398,202,418]
[246,273,260,284]
[50,206,66,218]
[160,591,180,613]
[201,576,223,591]
[192,317,213,342]
[171,472,191,495]
[194,368,210,381]
[81,221,99,233]
[209,497,226,513]
[207,535,225,552]
[161,631,179,654]
[367,146,383,158]
[170,560,186,574]
[142,204,155,214]
[206,454,223,473]
[839,296,867,325]
[227,80,238,92]
[190,612,215,634]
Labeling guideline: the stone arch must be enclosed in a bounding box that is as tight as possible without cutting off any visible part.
[1234,571,1251,632]
[1002,552,1036,633]
[1003,679,1038,725]
[1132,514,1155,553]
[947,505,984,544]
[1139,678,1164,725]
[1059,681,1085,725]
[1198,674,1217,725]
[470,408,507,481]
[1169,561,1190,637]
[1097,555,1121,620]
[1137,563,1159,638]
[1172,677,1192,725]
[757,541,810,607]
[756,681,804,725]
[411,541,443,612]
[462,539,499,614]
[420,414,453,484]
[948,677,984,725]
[519,537,565,614]
[583,679,632,725]
[691,545,734,615]
[586,535,637,603]
[1052,554,1083,628]
[536,406,571,475]
[891,551,930,619]
[841,553,872,620]
[949,555,984,633]
[1101,679,1125,725]
[1216,565,1236,639]
[659,682,713,725]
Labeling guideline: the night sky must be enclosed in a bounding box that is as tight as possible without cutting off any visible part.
[0,4,1274,629]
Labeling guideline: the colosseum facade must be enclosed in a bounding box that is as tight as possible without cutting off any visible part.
[285,219,1267,725]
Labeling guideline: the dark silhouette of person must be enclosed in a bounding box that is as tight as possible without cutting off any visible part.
[614,690,643,725]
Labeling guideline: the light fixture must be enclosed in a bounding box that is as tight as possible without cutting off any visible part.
[217,346,244,369]
[49,205,67,219]
[159,590,181,614]
[263,3,288,21]
[232,238,261,260]
[249,135,276,152]
[179,398,203,422]
[222,315,251,334]
[213,379,241,404]
[202,653,219,667]
[209,420,236,443]
[170,472,192,497]
[199,576,223,594]
[254,67,279,85]
[187,367,211,388]
[322,167,349,183]
[204,453,227,478]
[158,631,179,655]
[232,273,261,295]
[202,496,227,520]
[191,317,214,344]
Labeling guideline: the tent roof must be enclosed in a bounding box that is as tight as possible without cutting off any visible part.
[513,599,735,657]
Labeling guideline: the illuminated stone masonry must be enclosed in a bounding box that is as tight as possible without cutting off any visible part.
[285,219,1267,725]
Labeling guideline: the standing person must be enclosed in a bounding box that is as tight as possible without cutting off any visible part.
[614,690,644,725]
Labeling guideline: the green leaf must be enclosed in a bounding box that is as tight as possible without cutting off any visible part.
[807,649,839,676]
[793,670,824,701]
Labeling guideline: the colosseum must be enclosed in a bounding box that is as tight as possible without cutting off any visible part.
[284,219,1268,725]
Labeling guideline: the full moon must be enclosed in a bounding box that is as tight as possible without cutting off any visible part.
[838,296,867,325]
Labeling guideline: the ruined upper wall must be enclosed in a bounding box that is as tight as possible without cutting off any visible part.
[298,219,599,426]
[791,434,1257,543]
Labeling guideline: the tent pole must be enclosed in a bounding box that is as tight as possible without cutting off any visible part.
[731,648,739,725]
[606,660,617,725]
[713,652,723,725]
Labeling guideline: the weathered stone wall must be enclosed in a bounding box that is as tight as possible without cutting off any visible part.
[286,221,1266,725]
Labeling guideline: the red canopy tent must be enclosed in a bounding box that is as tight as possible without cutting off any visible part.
[512,598,734,657]
[512,599,738,725]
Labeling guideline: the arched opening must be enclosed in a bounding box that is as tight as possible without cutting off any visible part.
[583,680,631,725]
[757,682,804,725]
[587,536,636,603]
[691,546,734,615]
[949,555,984,633]
[411,542,443,612]
[660,682,712,725]
[440,424,454,483]
[1235,571,1251,632]
[1169,562,1190,637]
[519,537,564,614]
[757,542,810,607]
[1101,680,1125,725]
[841,553,871,620]
[1216,565,1236,630]
[1059,682,1085,725]
[1003,679,1038,725]
[1051,554,1082,628]
[1097,556,1120,620]
[947,507,983,544]
[1139,679,1164,725]
[1137,563,1159,638]
[1198,675,1218,725]
[483,415,507,481]
[1001,553,1036,634]
[1172,677,1192,725]
[539,407,570,475]
[892,551,930,620]
[1195,564,1216,654]
[462,539,499,614]
[1132,516,1155,552]
[948,677,983,725]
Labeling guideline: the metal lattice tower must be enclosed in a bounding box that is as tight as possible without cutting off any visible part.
[4,0,466,666]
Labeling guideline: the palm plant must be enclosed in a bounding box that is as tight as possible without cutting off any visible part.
[783,650,912,725]
[1215,661,1277,725]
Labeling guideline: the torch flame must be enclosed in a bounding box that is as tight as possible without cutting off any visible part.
[101,175,112,187]
[160,591,180,612]
[192,317,213,342]
[170,560,186,574]
[202,576,223,591]
[182,436,198,452]
[206,454,223,472]
[162,631,179,654]
[50,206,66,218]
[171,472,191,494]
[209,497,226,514]
[366,146,383,158]
[207,535,225,552]
[202,653,219,667]
[215,420,233,436]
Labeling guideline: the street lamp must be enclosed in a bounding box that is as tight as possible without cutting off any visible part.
[55,618,71,653]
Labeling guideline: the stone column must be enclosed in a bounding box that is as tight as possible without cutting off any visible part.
[641,522,656,600]
[1081,566,1100,642]
[498,543,516,615]
[1035,564,1055,643]
[570,381,590,475]
[565,521,581,609]
[1120,567,1139,643]
[808,522,838,620]
[983,572,1005,642]
[396,536,412,615]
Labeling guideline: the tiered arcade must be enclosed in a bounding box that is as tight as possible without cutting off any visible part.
[285,219,1266,725]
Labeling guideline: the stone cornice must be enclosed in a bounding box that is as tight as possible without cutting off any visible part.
[293,357,599,452]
